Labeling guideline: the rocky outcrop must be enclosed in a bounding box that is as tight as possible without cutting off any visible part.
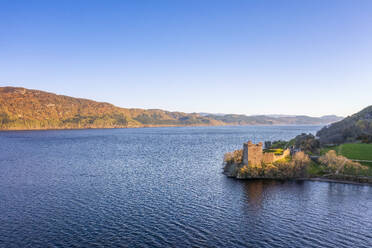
[223,162,240,178]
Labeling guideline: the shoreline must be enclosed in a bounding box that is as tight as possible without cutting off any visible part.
[228,174,372,186]
[0,123,324,132]
[302,177,372,186]
[0,124,221,132]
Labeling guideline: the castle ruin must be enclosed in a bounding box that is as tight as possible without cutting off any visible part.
[242,141,290,166]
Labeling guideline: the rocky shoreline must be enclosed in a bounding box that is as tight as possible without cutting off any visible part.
[224,164,372,186]
[307,175,372,185]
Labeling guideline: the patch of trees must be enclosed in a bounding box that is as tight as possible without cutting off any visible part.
[265,133,320,155]
[0,113,10,127]
[224,149,243,165]
[319,150,368,176]
[62,114,129,128]
[357,134,372,144]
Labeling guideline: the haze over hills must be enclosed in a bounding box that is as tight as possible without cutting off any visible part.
[0,87,343,130]
[203,114,342,126]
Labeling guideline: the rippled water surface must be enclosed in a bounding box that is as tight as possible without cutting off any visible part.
[1,126,372,248]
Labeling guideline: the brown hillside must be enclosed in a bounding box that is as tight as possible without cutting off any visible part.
[0,87,223,130]
[0,86,342,130]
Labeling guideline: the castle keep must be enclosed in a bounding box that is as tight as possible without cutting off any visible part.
[242,141,290,166]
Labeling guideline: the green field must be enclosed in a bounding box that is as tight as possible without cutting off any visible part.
[321,143,372,159]
[321,143,372,170]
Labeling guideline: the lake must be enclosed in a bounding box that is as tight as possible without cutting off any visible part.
[1,126,371,247]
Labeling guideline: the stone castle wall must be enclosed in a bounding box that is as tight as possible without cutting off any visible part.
[243,141,290,165]
[262,152,275,164]
[243,141,263,166]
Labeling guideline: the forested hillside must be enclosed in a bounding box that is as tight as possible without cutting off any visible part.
[0,87,343,130]
[317,105,372,144]
[0,87,223,129]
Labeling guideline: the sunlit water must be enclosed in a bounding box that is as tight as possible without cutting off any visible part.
[1,126,371,248]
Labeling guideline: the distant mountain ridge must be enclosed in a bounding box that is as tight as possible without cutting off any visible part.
[0,87,343,130]
[203,113,342,126]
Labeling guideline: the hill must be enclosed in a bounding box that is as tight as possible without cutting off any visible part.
[0,87,342,130]
[317,105,372,144]
[0,87,224,130]
[204,114,342,125]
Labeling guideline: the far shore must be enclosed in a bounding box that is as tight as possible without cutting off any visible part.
[0,124,215,132]
[0,123,325,132]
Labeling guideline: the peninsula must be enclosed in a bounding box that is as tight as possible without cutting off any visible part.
[223,105,372,184]
[223,139,372,184]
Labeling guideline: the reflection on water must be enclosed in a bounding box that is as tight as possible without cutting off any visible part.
[243,180,268,210]
[0,126,371,247]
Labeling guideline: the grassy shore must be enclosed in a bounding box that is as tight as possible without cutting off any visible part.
[320,143,372,177]
[321,143,372,160]
[321,143,372,165]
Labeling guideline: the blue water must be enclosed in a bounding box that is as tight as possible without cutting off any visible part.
[1,126,372,248]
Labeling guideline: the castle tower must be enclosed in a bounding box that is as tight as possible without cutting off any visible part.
[243,141,263,166]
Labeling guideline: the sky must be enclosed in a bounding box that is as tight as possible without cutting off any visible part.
[1,0,372,117]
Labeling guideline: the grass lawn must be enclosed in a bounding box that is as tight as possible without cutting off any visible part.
[321,143,372,161]
[320,143,372,176]
[339,143,372,161]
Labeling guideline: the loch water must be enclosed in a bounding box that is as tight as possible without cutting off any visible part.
[1,126,371,248]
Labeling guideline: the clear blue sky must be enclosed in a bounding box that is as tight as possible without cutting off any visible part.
[1,0,372,117]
